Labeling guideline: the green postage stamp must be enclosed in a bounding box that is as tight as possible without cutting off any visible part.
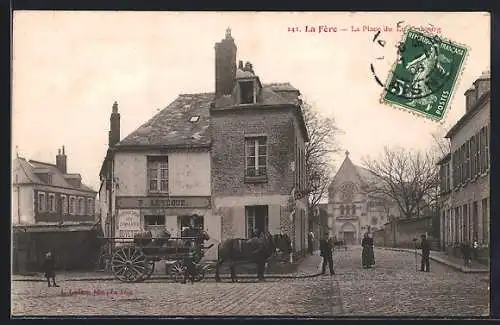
[381,28,468,121]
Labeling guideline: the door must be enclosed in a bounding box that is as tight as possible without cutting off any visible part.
[343,232,355,245]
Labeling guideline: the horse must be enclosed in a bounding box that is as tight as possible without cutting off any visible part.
[214,232,292,282]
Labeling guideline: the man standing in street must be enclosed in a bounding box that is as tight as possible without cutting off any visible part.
[319,235,335,275]
[420,234,431,272]
[307,230,315,255]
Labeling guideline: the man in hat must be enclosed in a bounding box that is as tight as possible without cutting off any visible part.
[42,252,59,287]
[420,234,431,272]
[319,234,335,275]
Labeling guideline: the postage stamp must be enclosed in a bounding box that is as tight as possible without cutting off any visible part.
[381,28,469,121]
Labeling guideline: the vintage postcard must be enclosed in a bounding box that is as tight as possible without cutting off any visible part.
[11,11,490,317]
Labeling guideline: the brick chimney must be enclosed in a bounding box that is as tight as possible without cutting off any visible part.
[215,28,237,98]
[473,70,491,100]
[464,86,476,113]
[55,146,67,174]
[108,101,121,148]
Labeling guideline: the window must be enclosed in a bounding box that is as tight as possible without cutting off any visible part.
[463,204,468,242]
[484,125,489,171]
[482,198,489,243]
[371,217,378,226]
[76,197,81,215]
[470,136,476,177]
[145,215,165,227]
[179,215,204,236]
[61,195,68,214]
[472,201,478,240]
[345,205,350,215]
[69,196,75,215]
[245,136,267,177]
[38,192,46,212]
[48,193,56,212]
[240,81,255,104]
[352,205,356,215]
[465,140,470,180]
[475,133,480,176]
[454,207,460,242]
[87,198,94,215]
[340,205,345,216]
[148,156,169,193]
[79,197,85,215]
[245,205,269,238]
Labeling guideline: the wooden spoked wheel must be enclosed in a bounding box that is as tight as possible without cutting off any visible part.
[170,261,186,283]
[111,246,148,283]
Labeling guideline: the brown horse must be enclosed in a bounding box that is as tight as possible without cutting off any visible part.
[214,232,292,282]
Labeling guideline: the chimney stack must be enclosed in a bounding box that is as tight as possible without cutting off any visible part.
[474,70,491,100]
[215,28,237,98]
[464,86,476,113]
[109,101,121,148]
[56,146,67,174]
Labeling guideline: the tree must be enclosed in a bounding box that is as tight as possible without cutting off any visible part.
[361,146,440,220]
[300,100,342,229]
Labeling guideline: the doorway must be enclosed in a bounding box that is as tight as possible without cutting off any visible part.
[245,205,269,238]
[343,232,355,245]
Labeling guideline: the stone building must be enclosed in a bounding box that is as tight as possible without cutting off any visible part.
[99,28,309,259]
[12,147,99,272]
[438,71,490,253]
[327,151,400,244]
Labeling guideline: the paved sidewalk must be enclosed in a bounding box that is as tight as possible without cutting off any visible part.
[376,247,489,273]
[12,253,323,282]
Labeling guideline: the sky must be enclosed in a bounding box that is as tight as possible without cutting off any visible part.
[12,12,490,191]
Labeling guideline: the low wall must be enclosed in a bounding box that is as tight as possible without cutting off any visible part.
[373,216,436,249]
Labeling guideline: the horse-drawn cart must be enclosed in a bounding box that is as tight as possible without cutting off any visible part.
[97,229,212,283]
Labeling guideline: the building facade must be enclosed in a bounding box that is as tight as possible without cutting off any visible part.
[12,147,99,272]
[327,151,400,244]
[99,29,309,259]
[438,71,490,252]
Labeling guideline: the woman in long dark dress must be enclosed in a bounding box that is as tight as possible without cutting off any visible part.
[361,232,375,268]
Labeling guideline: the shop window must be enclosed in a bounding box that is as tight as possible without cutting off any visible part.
[144,215,165,227]
[246,205,269,238]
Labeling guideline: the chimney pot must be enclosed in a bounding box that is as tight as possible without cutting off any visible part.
[62,146,65,155]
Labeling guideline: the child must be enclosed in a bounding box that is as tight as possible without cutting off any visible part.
[42,252,59,287]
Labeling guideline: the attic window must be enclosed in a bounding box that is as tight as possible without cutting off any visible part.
[189,116,200,123]
[240,81,255,104]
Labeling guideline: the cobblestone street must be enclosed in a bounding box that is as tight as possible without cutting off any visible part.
[11,248,489,317]
[334,247,490,317]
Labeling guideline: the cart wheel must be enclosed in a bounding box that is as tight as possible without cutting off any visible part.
[111,246,148,283]
[170,262,186,283]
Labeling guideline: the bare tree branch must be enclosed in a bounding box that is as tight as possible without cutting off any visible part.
[300,101,342,221]
[361,146,439,219]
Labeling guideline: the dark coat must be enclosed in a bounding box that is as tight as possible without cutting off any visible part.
[42,256,55,278]
[319,239,333,257]
[361,237,375,266]
[421,239,431,256]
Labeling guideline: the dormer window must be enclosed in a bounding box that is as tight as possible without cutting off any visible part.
[189,116,200,123]
[240,81,255,104]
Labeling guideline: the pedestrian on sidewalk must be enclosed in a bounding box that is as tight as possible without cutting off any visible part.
[361,232,375,269]
[41,252,59,287]
[419,234,431,272]
[319,235,335,275]
[461,241,472,267]
[307,231,315,255]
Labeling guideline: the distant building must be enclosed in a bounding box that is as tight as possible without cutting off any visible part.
[99,29,309,259]
[327,151,400,244]
[12,147,99,273]
[438,71,490,252]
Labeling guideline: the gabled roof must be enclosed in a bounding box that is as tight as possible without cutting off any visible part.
[13,157,96,193]
[118,82,308,149]
[116,93,213,149]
